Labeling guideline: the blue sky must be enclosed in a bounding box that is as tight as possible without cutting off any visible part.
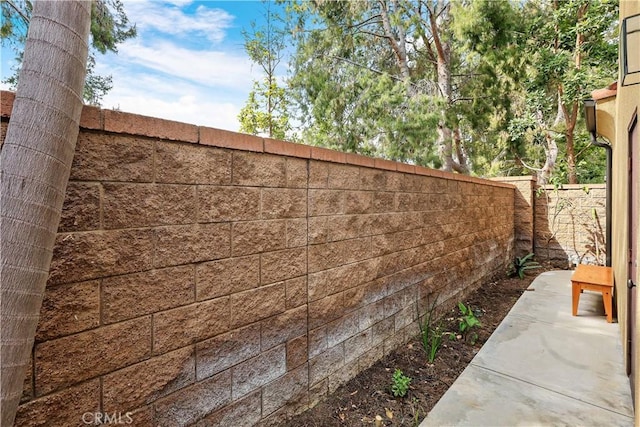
[1,1,283,131]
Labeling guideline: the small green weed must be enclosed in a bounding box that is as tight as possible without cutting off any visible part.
[410,397,421,426]
[509,253,541,279]
[418,296,443,363]
[426,325,443,363]
[390,368,412,397]
[458,302,481,344]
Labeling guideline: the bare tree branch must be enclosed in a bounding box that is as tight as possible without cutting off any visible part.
[4,0,30,24]
[516,156,544,172]
[348,14,383,30]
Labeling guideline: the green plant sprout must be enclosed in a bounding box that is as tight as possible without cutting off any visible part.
[391,368,412,397]
[510,253,541,279]
[458,302,481,344]
[426,325,443,363]
[418,296,444,363]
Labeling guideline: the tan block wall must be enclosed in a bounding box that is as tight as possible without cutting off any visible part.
[534,184,607,266]
[492,176,536,257]
[2,91,515,426]
[493,176,607,267]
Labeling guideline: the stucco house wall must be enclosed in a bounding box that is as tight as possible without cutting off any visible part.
[595,1,640,420]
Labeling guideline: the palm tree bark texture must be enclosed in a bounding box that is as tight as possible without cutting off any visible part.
[1,1,91,425]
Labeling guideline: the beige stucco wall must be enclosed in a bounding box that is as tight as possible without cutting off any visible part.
[595,96,616,142]
[611,1,640,420]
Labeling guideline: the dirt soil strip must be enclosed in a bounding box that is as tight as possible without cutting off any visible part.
[278,269,549,426]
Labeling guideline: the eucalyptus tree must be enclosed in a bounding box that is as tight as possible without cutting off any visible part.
[1,2,92,424]
[1,0,136,105]
[287,0,458,169]
[506,0,617,184]
[448,0,527,175]
[238,1,292,140]
[283,0,616,181]
[285,0,525,173]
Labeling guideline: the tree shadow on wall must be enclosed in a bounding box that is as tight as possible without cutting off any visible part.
[534,187,606,268]
[576,205,606,265]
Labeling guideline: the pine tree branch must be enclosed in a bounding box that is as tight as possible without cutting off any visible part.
[451,97,474,104]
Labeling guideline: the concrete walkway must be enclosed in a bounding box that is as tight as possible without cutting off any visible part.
[421,270,634,427]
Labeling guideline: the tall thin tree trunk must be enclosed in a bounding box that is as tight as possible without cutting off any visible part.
[539,134,558,185]
[379,0,413,99]
[379,0,411,82]
[435,42,471,173]
[566,123,577,184]
[428,0,467,173]
[429,1,454,172]
[536,110,558,185]
[453,127,470,174]
[564,3,587,184]
[0,2,91,425]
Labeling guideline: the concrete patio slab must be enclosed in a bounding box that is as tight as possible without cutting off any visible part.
[422,365,632,427]
[420,270,634,427]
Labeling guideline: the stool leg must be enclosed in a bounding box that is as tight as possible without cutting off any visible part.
[572,283,580,316]
[602,289,613,323]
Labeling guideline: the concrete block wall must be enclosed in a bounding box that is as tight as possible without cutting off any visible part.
[2,91,515,426]
[492,176,536,257]
[534,184,607,266]
[496,174,608,267]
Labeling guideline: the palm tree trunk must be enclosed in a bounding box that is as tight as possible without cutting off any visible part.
[0,1,91,425]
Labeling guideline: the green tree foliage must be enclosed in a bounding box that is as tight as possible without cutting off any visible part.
[461,0,617,183]
[450,0,526,175]
[1,0,136,105]
[539,0,616,184]
[283,0,535,173]
[239,79,291,140]
[286,0,449,168]
[278,0,617,183]
[238,2,292,140]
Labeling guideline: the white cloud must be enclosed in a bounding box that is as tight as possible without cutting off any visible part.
[163,0,194,6]
[124,0,234,43]
[91,1,259,131]
[117,40,254,88]
[101,67,244,130]
[107,93,240,130]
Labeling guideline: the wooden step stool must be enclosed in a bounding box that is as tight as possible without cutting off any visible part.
[571,264,614,323]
